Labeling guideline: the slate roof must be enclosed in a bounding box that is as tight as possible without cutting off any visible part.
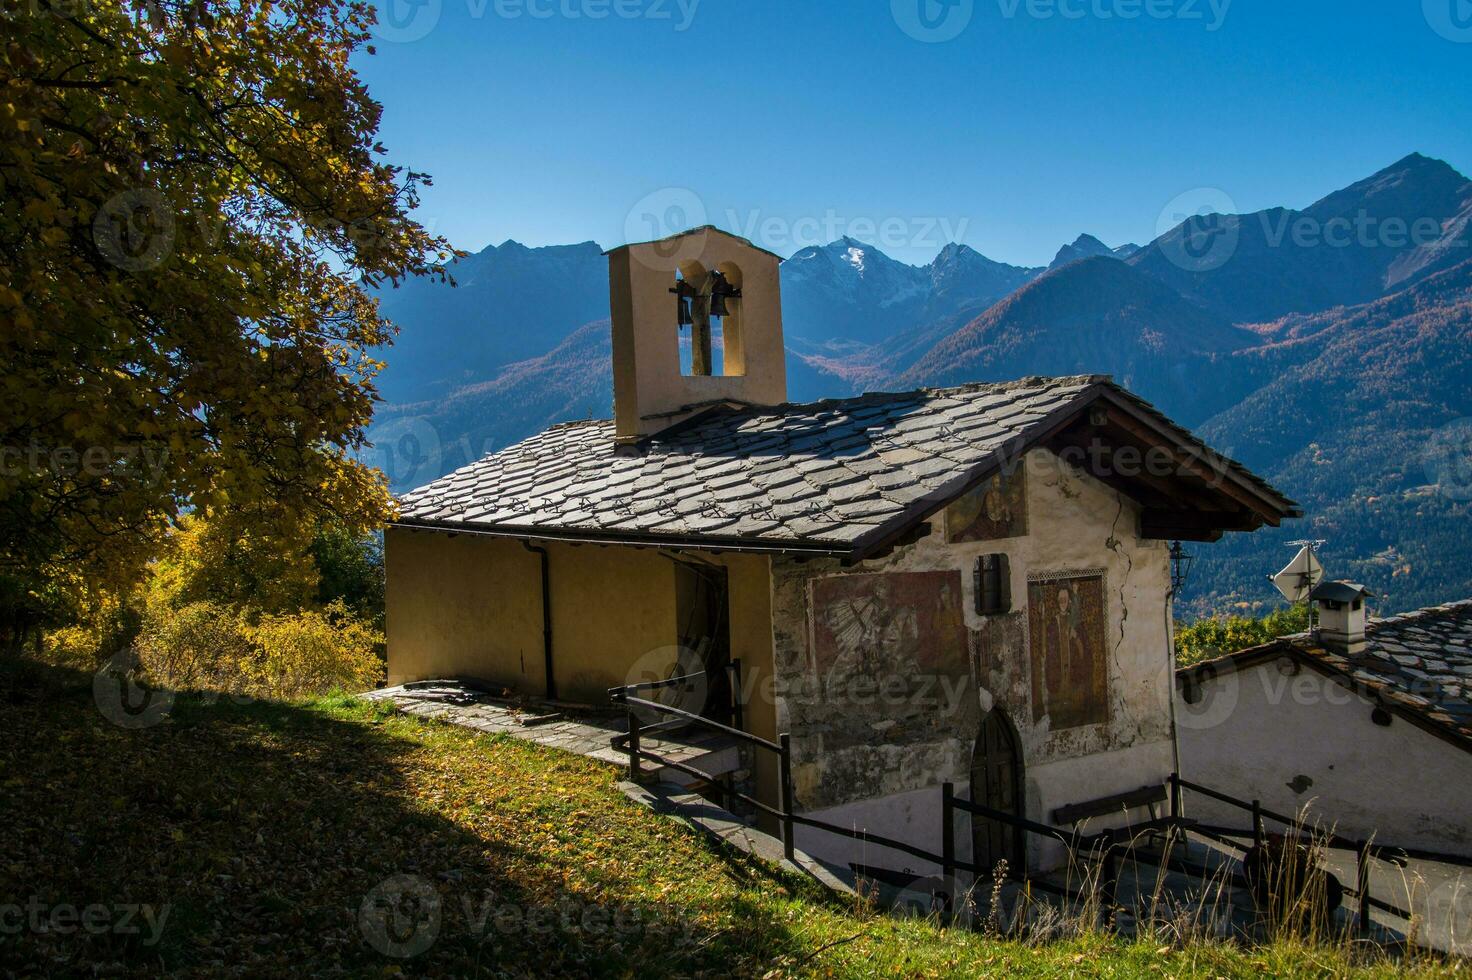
[394,374,1296,560]
[1181,600,1472,750]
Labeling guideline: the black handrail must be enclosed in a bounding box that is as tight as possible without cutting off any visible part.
[949,794,1076,846]
[786,812,949,866]
[612,682,1147,921]
[1165,772,1472,937]
[1170,774,1472,867]
[635,748,788,821]
[609,716,686,751]
[616,693,782,753]
[608,670,707,698]
[617,730,1452,942]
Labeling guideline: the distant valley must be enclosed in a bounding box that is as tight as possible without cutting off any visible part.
[371,153,1472,617]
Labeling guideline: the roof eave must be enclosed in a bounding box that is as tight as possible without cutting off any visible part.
[1177,638,1472,755]
[386,516,857,559]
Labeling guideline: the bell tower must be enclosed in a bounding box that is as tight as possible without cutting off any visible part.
[606,226,787,444]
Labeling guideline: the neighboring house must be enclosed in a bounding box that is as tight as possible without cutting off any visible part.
[385,227,1298,876]
[1177,592,1472,858]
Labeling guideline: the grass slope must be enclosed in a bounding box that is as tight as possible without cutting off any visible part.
[0,660,1461,978]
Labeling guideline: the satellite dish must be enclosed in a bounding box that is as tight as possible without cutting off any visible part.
[1271,545,1324,602]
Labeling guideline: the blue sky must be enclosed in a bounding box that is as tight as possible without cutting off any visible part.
[355,0,1472,267]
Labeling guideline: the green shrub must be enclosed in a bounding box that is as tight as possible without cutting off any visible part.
[1176,603,1311,666]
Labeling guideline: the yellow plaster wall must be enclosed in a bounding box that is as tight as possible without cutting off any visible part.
[543,544,677,701]
[385,532,780,783]
[712,552,780,815]
[384,529,546,692]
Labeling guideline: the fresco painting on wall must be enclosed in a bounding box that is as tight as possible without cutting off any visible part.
[1028,572,1109,729]
[946,466,1027,542]
[811,570,969,680]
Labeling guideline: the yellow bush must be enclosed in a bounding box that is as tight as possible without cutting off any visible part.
[38,585,139,670]
[135,602,255,693]
[243,601,383,699]
[40,624,110,671]
[135,600,382,699]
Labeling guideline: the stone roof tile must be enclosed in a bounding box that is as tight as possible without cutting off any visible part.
[395,374,1292,557]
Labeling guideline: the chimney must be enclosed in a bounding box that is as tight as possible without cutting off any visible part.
[605,226,787,444]
[1310,581,1374,654]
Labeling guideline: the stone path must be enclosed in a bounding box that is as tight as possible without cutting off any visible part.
[362,680,739,774]
[361,682,855,898]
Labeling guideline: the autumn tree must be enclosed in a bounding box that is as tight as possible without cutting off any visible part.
[0,0,450,644]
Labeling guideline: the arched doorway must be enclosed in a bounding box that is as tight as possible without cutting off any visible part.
[970,709,1025,878]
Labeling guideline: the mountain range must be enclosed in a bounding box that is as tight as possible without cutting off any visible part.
[370,153,1472,616]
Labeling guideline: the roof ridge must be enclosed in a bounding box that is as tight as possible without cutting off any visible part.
[699,373,1112,423]
[545,417,611,431]
[1369,596,1472,632]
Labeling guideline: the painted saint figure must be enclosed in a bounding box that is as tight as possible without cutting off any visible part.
[1029,575,1108,730]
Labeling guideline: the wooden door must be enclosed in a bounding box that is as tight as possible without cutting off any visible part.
[970,710,1024,878]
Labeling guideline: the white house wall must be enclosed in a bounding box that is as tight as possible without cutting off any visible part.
[769,448,1177,876]
[1177,658,1472,858]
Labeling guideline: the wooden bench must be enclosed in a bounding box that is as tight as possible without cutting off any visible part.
[1051,783,1168,827]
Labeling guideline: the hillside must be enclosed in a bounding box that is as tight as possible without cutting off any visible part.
[373,240,608,403]
[900,257,1258,424]
[1128,154,1472,324]
[365,154,1472,616]
[1185,260,1472,615]
[0,659,1450,977]
[375,319,614,482]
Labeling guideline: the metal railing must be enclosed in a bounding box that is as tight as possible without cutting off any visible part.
[1164,774,1472,935]
[599,689,1464,943]
[600,670,1472,941]
[606,670,1124,918]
